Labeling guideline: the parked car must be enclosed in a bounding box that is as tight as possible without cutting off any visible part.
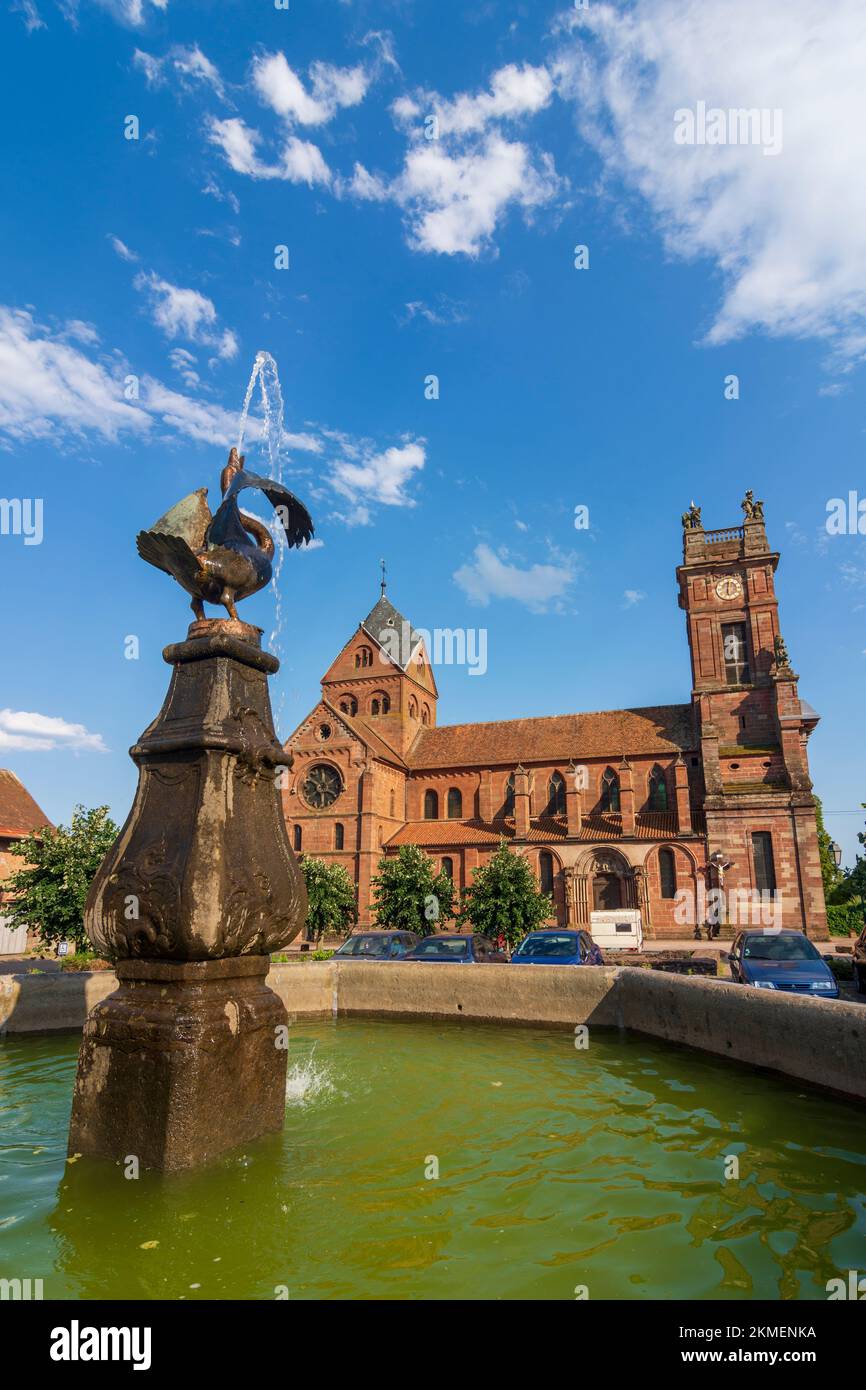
[510,929,604,966]
[852,924,866,994]
[332,930,420,961]
[401,933,508,963]
[728,929,839,998]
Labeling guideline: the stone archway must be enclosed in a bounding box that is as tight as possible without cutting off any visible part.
[570,847,636,925]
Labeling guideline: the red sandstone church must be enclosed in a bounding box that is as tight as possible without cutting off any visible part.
[283,496,827,940]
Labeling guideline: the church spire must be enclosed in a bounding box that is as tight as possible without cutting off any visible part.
[379,557,387,598]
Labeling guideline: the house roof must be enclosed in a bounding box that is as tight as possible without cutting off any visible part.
[406,705,696,769]
[0,770,53,839]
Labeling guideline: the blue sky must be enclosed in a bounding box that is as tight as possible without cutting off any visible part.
[1,0,865,866]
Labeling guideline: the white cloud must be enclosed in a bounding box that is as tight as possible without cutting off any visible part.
[62,320,100,346]
[405,62,554,139]
[252,52,369,125]
[329,439,425,510]
[623,589,646,607]
[133,271,238,359]
[168,346,200,389]
[134,43,225,97]
[393,135,560,256]
[207,117,330,186]
[387,64,562,257]
[108,233,139,262]
[401,298,468,327]
[0,306,417,531]
[0,708,107,753]
[281,136,332,187]
[0,307,149,442]
[453,543,576,611]
[208,117,267,177]
[342,162,389,201]
[555,0,866,365]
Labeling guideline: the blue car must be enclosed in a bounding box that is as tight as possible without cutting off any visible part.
[333,930,419,961]
[510,929,604,966]
[402,933,508,963]
[728,929,838,998]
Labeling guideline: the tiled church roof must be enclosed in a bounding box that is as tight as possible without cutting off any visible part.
[386,809,684,849]
[406,705,695,769]
[0,769,53,839]
[360,594,423,671]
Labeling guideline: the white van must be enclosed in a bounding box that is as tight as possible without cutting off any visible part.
[589,909,643,953]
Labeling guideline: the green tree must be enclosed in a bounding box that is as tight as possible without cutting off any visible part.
[300,856,358,941]
[5,805,118,952]
[458,840,553,948]
[815,795,845,903]
[370,844,455,935]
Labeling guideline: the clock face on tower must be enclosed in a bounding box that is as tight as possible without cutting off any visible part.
[302,764,342,809]
[715,575,742,601]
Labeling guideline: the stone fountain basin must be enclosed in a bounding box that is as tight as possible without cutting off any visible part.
[2,962,864,1104]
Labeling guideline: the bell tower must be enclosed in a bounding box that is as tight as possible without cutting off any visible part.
[677,493,827,937]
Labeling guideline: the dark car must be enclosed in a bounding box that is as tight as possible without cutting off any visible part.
[332,930,420,961]
[510,929,604,966]
[852,924,866,994]
[728,929,838,998]
[401,933,508,963]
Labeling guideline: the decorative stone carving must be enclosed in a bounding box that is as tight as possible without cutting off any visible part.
[70,619,307,1172]
[85,622,306,961]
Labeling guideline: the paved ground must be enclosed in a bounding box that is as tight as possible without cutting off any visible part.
[0,955,63,976]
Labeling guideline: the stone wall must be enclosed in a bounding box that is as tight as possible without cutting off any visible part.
[5,963,865,1103]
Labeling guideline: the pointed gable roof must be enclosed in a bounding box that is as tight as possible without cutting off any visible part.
[360,594,424,673]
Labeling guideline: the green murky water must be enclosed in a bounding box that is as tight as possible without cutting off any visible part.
[1,1018,865,1300]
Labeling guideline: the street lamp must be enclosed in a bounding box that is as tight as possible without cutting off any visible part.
[830,841,843,869]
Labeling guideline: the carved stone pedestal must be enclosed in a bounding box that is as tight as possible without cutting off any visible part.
[68,957,287,1172]
[68,620,306,1172]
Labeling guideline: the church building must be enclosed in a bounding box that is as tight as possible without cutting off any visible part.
[282,496,828,940]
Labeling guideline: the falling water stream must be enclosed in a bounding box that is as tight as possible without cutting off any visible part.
[236,351,293,728]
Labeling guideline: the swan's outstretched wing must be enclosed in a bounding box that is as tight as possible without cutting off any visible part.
[145,488,212,549]
[213,469,314,548]
[136,531,203,589]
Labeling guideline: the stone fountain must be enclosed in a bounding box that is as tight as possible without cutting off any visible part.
[68,444,314,1172]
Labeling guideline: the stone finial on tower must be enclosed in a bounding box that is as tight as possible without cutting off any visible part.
[379,557,387,597]
[741,489,765,521]
[681,500,703,531]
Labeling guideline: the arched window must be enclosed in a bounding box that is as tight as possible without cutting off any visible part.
[378,825,384,846]
[424,789,439,820]
[421,704,430,726]
[539,850,554,896]
[355,646,372,669]
[340,695,358,716]
[648,765,669,812]
[501,774,515,818]
[371,698,380,716]
[600,767,620,813]
[293,825,302,851]
[408,697,418,719]
[390,788,395,817]
[447,788,463,819]
[659,847,676,899]
[382,694,390,713]
[441,856,453,880]
[334,823,344,850]
[547,771,566,816]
